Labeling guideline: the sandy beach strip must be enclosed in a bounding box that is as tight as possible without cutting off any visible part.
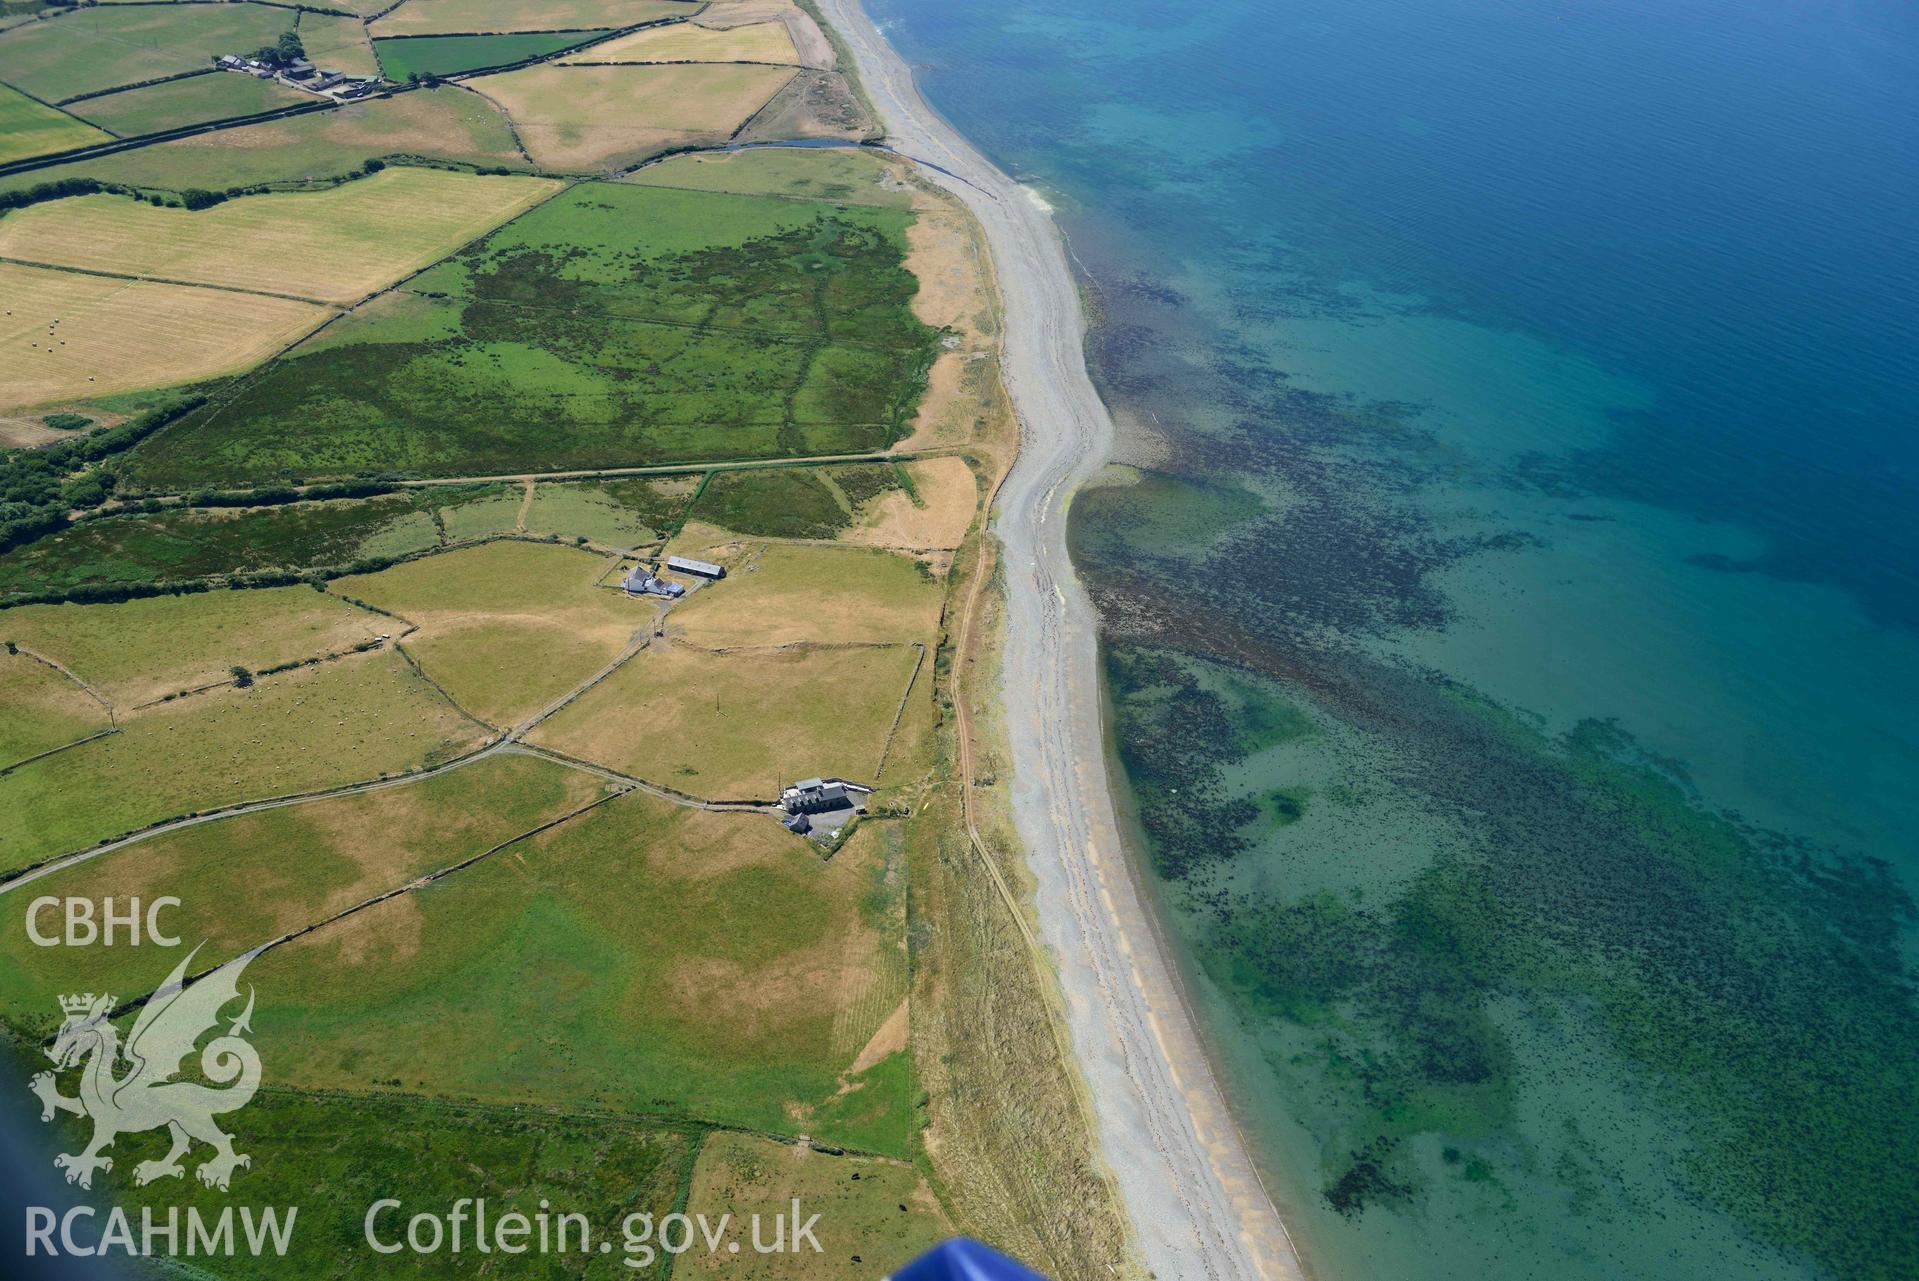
[810,2,1307,1279]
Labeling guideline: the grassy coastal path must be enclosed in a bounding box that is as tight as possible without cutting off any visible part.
[814,2,1306,1279]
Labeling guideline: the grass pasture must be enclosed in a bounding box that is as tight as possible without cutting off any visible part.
[566,19,800,65]
[0,586,382,707]
[0,81,108,163]
[71,71,309,136]
[0,650,108,770]
[334,540,640,728]
[0,261,332,416]
[525,475,697,546]
[0,649,489,877]
[293,10,380,79]
[468,62,795,171]
[244,790,911,1144]
[434,482,525,539]
[0,495,446,601]
[529,641,920,798]
[669,544,944,648]
[34,1092,693,1281]
[0,751,604,1032]
[0,169,562,305]
[374,30,612,81]
[627,145,912,208]
[371,0,701,36]
[0,2,294,100]
[0,88,531,198]
[689,465,877,540]
[120,182,937,485]
[680,1133,949,1279]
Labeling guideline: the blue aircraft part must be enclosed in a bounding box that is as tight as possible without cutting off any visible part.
[890,1238,1050,1281]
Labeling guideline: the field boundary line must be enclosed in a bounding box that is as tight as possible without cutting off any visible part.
[10,645,116,719]
[0,73,118,132]
[392,639,501,734]
[0,254,342,306]
[0,727,119,779]
[56,66,218,108]
[871,640,926,780]
[507,742,779,812]
[94,786,633,1028]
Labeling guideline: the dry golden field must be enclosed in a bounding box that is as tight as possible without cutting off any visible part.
[0,169,561,305]
[564,19,800,65]
[333,541,642,729]
[669,543,945,648]
[0,261,333,414]
[468,62,794,170]
[529,640,921,798]
[844,457,981,551]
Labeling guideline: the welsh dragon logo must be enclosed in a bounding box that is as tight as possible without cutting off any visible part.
[29,946,261,1191]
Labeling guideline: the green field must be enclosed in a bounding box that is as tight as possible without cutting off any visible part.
[628,146,915,208]
[0,81,108,163]
[72,70,310,136]
[0,650,487,877]
[243,790,912,1146]
[1,585,381,706]
[0,2,294,99]
[531,641,921,799]
[371,0,699,37]
[120,182,938,486]
[293,10,380,79]
[374,30,611,80]
[0,649,108,768]
[0,752,603,1032]
[525,474,697,545]
[28,1090,692,1280]
[695,467,850,539]
[334,541,640,728]
[0,495,448,601]
[0,88,529,197]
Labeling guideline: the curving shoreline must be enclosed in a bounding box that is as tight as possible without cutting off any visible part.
[812,2,1305,1278]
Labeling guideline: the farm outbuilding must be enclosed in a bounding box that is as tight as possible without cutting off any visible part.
[666,555,725,580]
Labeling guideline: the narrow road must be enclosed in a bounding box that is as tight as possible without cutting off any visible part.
[816,3,1304,1278]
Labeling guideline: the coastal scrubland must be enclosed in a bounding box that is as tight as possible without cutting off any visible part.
[118,182,935,486]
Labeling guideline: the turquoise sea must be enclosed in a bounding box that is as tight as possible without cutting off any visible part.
[867,0,1919,1277]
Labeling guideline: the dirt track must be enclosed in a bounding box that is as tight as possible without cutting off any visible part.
[814,2,1306,1278]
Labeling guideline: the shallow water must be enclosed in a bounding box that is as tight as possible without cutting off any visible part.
[870,0,1919,1276]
